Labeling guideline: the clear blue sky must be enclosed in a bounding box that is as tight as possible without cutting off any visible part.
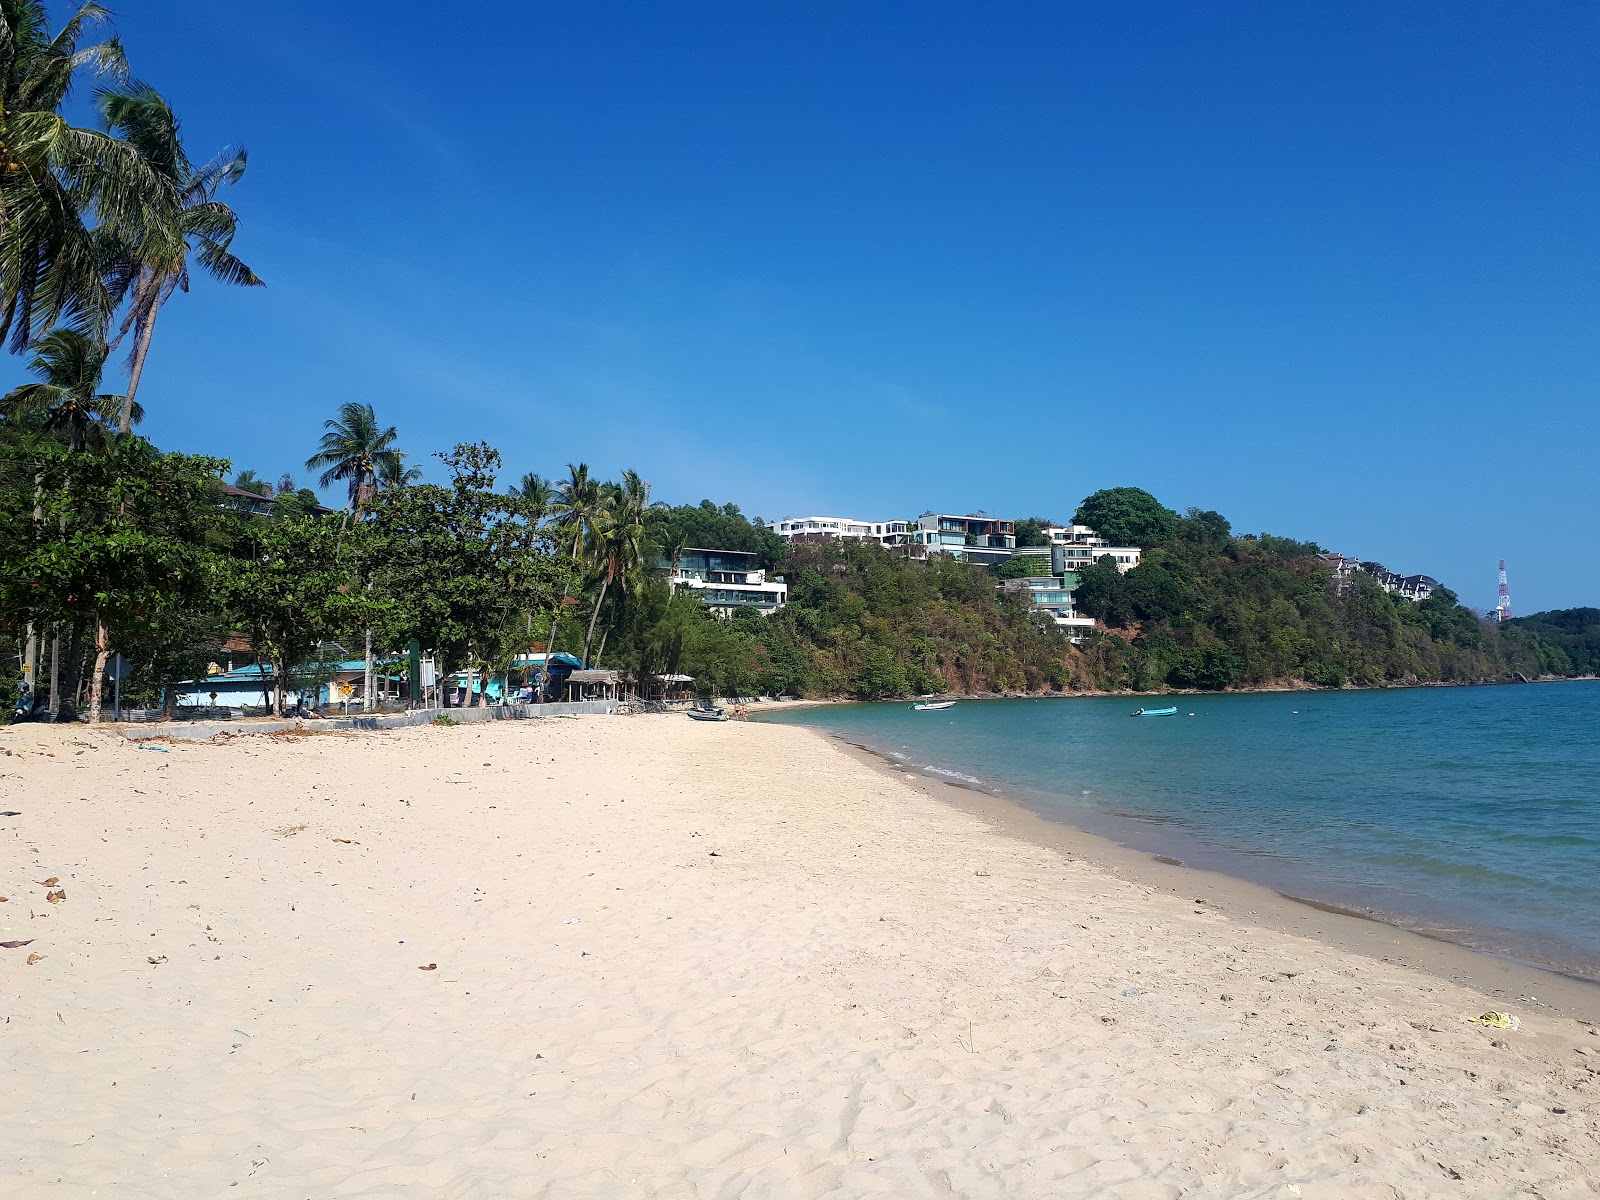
[21,1,1600,612]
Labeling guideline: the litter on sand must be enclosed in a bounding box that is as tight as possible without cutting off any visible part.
[1468,1010,1521,1030]
[564,917,581,925]
[137,745,169,753]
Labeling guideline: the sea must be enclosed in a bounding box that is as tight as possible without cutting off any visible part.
[760,681,1600,980]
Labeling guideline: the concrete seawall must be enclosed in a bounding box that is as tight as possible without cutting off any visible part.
[113,700,618,742]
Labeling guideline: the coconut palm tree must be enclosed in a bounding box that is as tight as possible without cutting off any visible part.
[582,503,650,668]
[508,471,554,524]
[95,81,262,432]
[550,462,603,559]
[0,1,155,353]
[305,401,402,515]
[377,452,421,490]
[231,469,271,496]
[0,327,133,450]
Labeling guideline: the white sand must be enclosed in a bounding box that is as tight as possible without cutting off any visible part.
[3,716,1597,1198]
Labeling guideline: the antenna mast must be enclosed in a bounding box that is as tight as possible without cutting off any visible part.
[1495,560,1512,623]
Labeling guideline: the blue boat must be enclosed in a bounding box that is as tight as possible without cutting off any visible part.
[1132,706,1178,717]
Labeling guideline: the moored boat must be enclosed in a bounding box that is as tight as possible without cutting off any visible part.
[1131,706,1178,717]
[687,708,729,722]
[910,700,957,711]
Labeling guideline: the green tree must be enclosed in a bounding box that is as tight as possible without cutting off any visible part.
[0,1,155,352]
[364,441,572,706]
[220,509,354,715]
[1073,487,1177,547]
[1,327,134,450]
[1013,517,1051,548]
[305,401,403,515]
[96,82,262,432]
[0,434,228,721]
[231,468,271,496]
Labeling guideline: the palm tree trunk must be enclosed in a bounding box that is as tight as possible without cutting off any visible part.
[24,622,37,696]
[119,301,159,435]
[582,576,611,666]
[363,626,374,713]
[47,625,61,721]
[595,627,610,670]
[87,616,109,724]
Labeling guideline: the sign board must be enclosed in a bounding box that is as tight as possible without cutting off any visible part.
[106,653,130,681]
[420,659,437,688]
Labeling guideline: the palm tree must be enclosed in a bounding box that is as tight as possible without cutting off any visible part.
[0,2,155,353]
[96,81,262,432]
[582,503,650,668]
[0,327,133,450]
[508,471,554,523]
[305,401,402,515]
[550,462,603,559]
[231,469,271,496]
[377,452,421,490]
[543,463,605,662]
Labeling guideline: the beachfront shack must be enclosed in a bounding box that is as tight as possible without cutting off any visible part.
[564,669,621,702]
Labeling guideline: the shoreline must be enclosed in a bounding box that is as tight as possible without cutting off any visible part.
[806,727,1600,1025]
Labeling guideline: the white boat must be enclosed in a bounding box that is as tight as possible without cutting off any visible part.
[910,700,956,711]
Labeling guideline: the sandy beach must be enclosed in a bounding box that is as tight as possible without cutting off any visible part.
[4,714,1597,1198]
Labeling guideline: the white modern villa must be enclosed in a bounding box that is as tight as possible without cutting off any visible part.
[774,516,911,546]
[668,548,789,614]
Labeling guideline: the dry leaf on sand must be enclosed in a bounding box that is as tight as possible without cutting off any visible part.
[27,953,44,965]
[46,889,65,903]
[419,963,437,971]
[1,938,33,948]
[38,876,58,886]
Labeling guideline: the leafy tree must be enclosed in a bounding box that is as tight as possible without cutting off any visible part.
[96,82,262,432]
[645,499,784,568]
[1013,517,1052,548]
[219,508,354,715]
[363,441,572,706]
[1073,487,1177,547]
[0,434,228,721]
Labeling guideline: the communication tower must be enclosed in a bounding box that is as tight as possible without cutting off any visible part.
[1494,560,1512,623]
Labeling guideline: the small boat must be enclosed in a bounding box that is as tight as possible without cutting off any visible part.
[687,708,729,722]
[910,700,956,711]
[1131,706,1178,717]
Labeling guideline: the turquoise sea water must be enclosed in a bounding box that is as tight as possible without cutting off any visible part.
[761,681,1600,979]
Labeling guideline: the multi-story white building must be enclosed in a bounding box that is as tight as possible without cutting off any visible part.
[774,516,910,547]
[668,548,788,614]
[1042,524,1108,547]
[908,513,1016,566]
[1001,576,1097,642]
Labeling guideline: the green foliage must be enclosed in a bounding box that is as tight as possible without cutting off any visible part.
[645,500,785,568]
[0,433,230,718]
[1073,487,1177,547]
[361,441,573,702]
[1064,495,1532,692]
[1013,517,1051,548]
[1502,609,1600,676]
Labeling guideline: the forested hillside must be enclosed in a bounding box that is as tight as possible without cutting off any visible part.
[593,487,1586,699]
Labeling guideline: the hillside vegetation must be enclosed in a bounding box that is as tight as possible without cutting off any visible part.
[599,488,1586,699]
